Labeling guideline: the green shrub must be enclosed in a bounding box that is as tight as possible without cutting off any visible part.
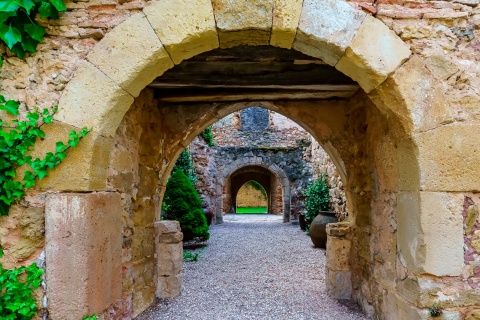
[200,126,215,147]
[173,149,197,185]
[303,173,330,231]
[164,170,209,241]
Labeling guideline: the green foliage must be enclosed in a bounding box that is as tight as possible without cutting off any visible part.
[183,247,205,262]
[303,173,330,231]
[246,180,267,199]
[0,248,44,319]
[200,126,215,147]
[164,170,209,241]
[0,0,66,64]
[173,149,197,185]
[82,315,98,320]
[429,303,442,317]
[0,96,89,215]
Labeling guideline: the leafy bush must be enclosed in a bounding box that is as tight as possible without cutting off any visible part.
[163,170,209,241]
[183,247,205,262]
[173,149,197,185]
[303,173,330,231]
[0,248,44,319]
[200,126,215,147]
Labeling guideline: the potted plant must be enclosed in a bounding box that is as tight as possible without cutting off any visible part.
[303,173,336,248]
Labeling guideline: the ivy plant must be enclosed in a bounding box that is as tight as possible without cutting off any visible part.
[0,0,67,65]
[0,248,44,319]
[82,315,98,320]
[0,95,88,215]
[200,126,215,147]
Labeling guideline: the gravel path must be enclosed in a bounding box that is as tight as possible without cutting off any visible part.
[136,214,367,320]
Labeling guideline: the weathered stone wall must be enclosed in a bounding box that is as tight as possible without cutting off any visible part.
[309,139,347,218]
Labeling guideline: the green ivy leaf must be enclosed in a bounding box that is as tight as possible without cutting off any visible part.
[50,0,65,11]
[0,11,16,23]
[0,24,21,49]
[38,1,57,19]
[24,23,44,42]
[9,41,25,58]
[55,141,67,153]
[20,36,37,53]
[0,0,19,12]
[0,100,20,116]
[14,0,34,14]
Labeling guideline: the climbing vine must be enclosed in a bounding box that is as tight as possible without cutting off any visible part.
[0,248,44,319]
[200,126,215,147]
[246,180,266,199]
[173,149,197,185]
[0,0,66,65]
[0,96,88,216]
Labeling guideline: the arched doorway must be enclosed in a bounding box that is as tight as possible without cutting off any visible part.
[32,0,474,318]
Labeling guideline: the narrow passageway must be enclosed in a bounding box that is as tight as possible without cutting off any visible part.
[137,215,367,320]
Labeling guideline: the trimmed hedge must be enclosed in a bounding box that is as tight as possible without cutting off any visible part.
[164,169,209,241]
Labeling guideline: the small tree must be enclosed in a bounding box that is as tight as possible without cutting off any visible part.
[173,149,197,185]
[303,173,331,231]
[164,169,210,241]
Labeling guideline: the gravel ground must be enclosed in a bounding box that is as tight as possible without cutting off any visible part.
[136,214,368,320]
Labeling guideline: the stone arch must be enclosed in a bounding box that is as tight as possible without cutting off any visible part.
[38,0,473,318]
[217,161,291,223]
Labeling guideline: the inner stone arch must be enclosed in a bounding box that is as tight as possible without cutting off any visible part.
[220,163,289,222]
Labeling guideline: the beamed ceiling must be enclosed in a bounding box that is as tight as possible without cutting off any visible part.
[148,46,360,103]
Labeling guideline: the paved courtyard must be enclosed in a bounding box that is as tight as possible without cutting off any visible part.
[137,214,367,320]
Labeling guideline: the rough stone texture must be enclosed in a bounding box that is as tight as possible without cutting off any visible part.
[336,15,411,93]
[236,184,267,208]
[45,192,122,320]
[326,223,353,300]
[271,0,303,48]
[212,0,274,48]
[155,221,183,299]
[143,0,218,64]
[86,12,174,97]
[293,0,366,65]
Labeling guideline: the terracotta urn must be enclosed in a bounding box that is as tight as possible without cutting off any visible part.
[309,211,337,248]
[203,207,213,226]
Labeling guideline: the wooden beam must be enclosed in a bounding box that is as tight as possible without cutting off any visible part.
[148,84,359,91]
[157,90,357,103]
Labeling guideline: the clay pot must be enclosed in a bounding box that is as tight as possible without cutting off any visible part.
[309,211,337,248]
[299,213,306,231]
[203,207,213,226]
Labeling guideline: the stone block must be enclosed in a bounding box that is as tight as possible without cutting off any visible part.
[414,124,480,192]
[368,56,453,136]
[336,15,411,93]
[326,269,352,300]
[212,0,274,48]
[466,309,480,320]
[271,0,303,48]
[397,191,464,276]
[32,122,113,192]
[155,220,181,235]
[384,291,430,320]
[86,12,174,97]
[326,238,351,271]
[156,232,183,244]
[326,222,351,237]
[156,273,183,298]
[157,242,183,276]
[143,0,218,64]
[45,192,122,320]
[55,60,134,138]
[292,0,366,66]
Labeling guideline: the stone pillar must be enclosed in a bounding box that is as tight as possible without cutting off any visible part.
[45,192,122,320]
[325,222,352,300]
[155,221,183,298]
